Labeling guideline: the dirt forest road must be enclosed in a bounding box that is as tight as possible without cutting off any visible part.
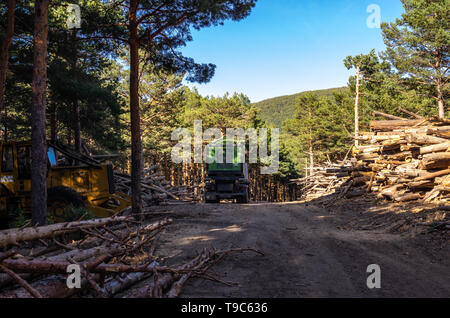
[134,202,450,298]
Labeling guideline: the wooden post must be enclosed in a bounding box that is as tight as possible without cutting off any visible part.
[354,66,360,147]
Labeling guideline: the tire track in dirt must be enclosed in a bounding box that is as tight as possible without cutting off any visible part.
[125,202,449,298]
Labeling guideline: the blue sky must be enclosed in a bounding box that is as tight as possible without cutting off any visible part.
[181,0,405,103]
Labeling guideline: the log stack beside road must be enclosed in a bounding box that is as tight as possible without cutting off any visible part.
[353,113,450,203]
[292,112,450,206]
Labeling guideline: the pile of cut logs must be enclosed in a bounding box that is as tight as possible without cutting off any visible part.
[291,164,354,201]
[353,112,450,203]
[292,112,450,206]
[114,164,195,206]
[0,214,259,298]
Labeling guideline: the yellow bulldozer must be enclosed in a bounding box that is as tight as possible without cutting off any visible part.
[0,140,131,228]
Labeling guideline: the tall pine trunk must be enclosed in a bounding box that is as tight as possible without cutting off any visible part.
[308,107,314,176]
[437,80,445,120]
[72,29,81,153]
[129,0,143,215]
[50,103,57,141]
[0,0,15,140]
[309,127,314,177]
[354,66,360,147]
[31,0,49,226]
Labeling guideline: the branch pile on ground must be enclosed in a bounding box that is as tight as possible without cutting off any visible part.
[114,164,194,207]
[290,164,356,202]
[0,215,260,298]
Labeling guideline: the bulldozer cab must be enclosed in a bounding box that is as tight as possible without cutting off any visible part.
[1,141,31,195]
[0,141,130,226]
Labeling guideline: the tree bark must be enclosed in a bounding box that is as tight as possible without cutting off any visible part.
[354,66,360,147]
[31,0,50,226]
[129,0,143,215]
[437,80,445,120]
[406,134,448,145]
[370,119,424,131]
[0,0,15,141]
[420,142,450,155]
[372,111,405,121]
[419,152,450,170]
[308,107,314,176]
[0,216,131,247]
[398,107,424,119]
[71,29,81,153]
[49,103,57,141]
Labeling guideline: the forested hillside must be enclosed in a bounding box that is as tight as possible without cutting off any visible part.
[252,87,348,127]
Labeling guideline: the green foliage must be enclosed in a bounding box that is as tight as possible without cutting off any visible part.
[252,87,348,128]
[381,0,449,117]
[2,0,127,154]
[63,205,96,222]
[8,209,31,229]
[182,88,261,132]
[282,92,352,173]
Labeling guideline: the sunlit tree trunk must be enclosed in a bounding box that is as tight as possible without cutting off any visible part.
[31,0,50,226]
[354,66,360,147]
[308,107,314,176]
[437,79,445,120]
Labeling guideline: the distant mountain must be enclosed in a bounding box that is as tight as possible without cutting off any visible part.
[252,87,348,128]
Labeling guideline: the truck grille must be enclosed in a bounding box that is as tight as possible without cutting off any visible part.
[217,183,234,192]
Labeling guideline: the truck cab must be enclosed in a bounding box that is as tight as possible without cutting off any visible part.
[204,139,250,203]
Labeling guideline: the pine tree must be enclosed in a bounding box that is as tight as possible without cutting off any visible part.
[31,0,49,226]
[104,0,257,215]
[0,0,15,139]
[344,50,384,145]
[381,0,449,119]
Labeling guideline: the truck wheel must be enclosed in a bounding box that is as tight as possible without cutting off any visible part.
[239,189,249,204]
[48,186,85,223]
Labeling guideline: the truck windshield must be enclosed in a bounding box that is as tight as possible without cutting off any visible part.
[207,142,243,172]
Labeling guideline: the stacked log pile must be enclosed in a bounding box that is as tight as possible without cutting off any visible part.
[292,113,450,208]
[291,164,354,201]
[114,165,195,206]
[353,114,450,203]
[0,215,260,298]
